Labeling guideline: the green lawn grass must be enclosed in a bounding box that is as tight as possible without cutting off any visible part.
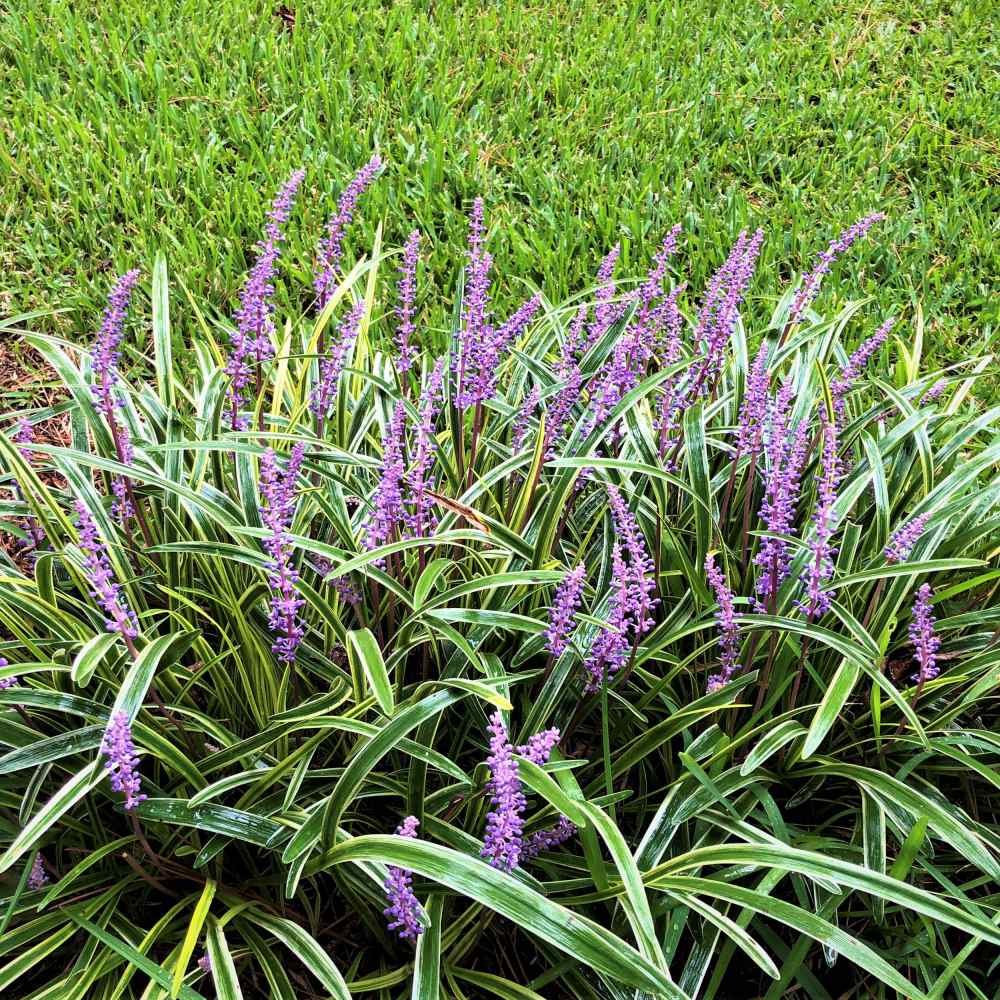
[2,0,996,362]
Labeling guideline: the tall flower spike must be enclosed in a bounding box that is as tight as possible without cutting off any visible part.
[607,485,658,635]
[922,379,947,404]
[830,317,895,422]
[583,243,622,352]
[92,270,141,413]
[512,385,541,451]
[366,403,407,553]
[406,359,445,539]
[100,710,146,811]
[753,387,809,612]
[735,342,770,459]
[909,583,940,683]
[10,421,46,556]
[885,513,930,564]
[545,563,586,659]
[800,409,840,620]
[13,418,34,461]
[259,444,307,663]
[311,298,367,420]
[226,170,306,426]
[482,711,526,871]
[395,230,420,374]
[705,553,741,693]
[74,502,139,641]
[454,198,493,410]
[314,155,382,310]
[584,541,632,693]
[787,213,885,328]
[28,854,49,890]
[516,727,560,766]
[522,816,577,860]
[383,816,423,940]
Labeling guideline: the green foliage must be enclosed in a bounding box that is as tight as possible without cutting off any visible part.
[1,201,999,1000]
[1,0,997,392]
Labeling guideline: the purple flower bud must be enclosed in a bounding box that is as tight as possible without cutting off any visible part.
[0,657,17,690]
[100,710,146,811]
[226,170,305,426]
[545,563,586,658]
[198,954,211,973]
[74,501,139,641]
[884,513,930,564]
[516,727,560,766]
[522,816,577,861]
[787,214,885,328]
[13,418,34,461]
[311,299,367,420]
[705,553,740,693]
[922,379,947,404]
[799,409,840,620]
[830,317,895,422]
[405,359,445,539]
[383,815,423,941]
[259,444,307,663]
[366,403,407,553]
[482,711,526,871]
[314,155,382,310]
[28,854,49,890]
[395,230,420,374]
[909,583,940,683]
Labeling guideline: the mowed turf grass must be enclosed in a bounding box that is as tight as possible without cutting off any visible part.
[1,0,996,367]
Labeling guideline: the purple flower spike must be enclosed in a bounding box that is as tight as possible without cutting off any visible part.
[482,711,526,871]
[516,727,560,766]
[885,513,930,564]
[909,583,940,684]
[100,710,146,811]
[584,541,632,693]
[74,502,139,641]
[396,230,420,374]
[366,403,407,553]
[13,418,34,461]
[314,155,382,310]
[830,317,895,422]
[522,816,577,861]
[800,409,840,620]
[197,954,212,974]
[787,213,885,328]
[0,657,17,691]
[512,385,541,451]
[383,815,423,941]
[606,485,658,635]
[753,387,809,612]
[92,270,141,413]
[583,243,624,352]
[406,359,445,539]
[735,343,770,459]
[454,198,493,410]
[259,444,307,663]
[922,379,947,404]
[28,854,49,890]
[226,170,306,426]
[311,298,367,420]
[705,553,741,693]
[545,563,586,659]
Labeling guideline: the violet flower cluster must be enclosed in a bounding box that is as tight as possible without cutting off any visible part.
[74,501,139,642]
[545,563,586,659]
[705,553,741,693]
[100,710,146,811]
[366,403,407,552]
[734,343,770,460]
[753,386,809,611]
[522,816,578,860]
[787,213,885,328]
[226,170,305,427]
[311,298,367,420]
[405,359,445,539]
[10,420,46,557]
[800,409,840,620]
[314,155,382,310]
[395,229,420,374]
[830,317,895,422]
[482,713,564,871]
[512,385,541,451]
[383,815,423,941]
[453,198,542,409]
[583,244,623,353]
[922,379,947,404]
[885,513,930,564]
[583,487,656,691]
[0,657,17,691]
[28,854,49,890]
[91,270,142,520]
[259,443,307,663]
[909,583,941,684]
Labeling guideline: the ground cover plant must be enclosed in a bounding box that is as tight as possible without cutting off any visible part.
[1,162,1000,999]
[1,0,997,387]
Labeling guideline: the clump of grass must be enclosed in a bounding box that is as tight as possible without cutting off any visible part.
[1,167,998,998]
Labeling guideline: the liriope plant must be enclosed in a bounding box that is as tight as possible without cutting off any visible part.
[1,160,998,1000]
